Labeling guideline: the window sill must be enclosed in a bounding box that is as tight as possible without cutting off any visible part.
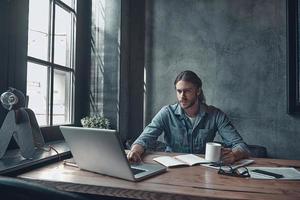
[0,140,71,176]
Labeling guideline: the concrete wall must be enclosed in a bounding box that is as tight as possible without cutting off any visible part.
[144,0,300,159]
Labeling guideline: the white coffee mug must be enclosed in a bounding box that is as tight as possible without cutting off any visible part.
[205,142,221,162]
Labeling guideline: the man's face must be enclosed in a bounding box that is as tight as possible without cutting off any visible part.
[175,80,200,110]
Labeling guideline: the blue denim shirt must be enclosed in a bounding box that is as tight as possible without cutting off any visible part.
[133,103,250,154]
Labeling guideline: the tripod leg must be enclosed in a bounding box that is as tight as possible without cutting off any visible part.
[0,111,15,158]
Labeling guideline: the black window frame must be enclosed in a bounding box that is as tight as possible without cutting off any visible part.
[0,0,90,175]
[27,0,77,127]
[0,0,146,175]
[287,0,300,114]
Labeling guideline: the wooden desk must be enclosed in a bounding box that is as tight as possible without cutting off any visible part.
[18,152,300,200]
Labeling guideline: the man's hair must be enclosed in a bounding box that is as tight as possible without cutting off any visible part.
[174,70,206,103]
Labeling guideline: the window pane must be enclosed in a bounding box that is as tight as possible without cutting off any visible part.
[54,5,72,67]
[28,0,50,60]
[53,70,73,125]
[90,0,121,128]
[26,62,50,126]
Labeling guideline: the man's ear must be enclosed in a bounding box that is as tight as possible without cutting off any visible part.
[197,88,201,96]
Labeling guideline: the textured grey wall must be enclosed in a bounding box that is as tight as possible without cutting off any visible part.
[144,0,300,159]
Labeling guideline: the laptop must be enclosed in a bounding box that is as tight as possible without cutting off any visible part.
[59,126,166,181]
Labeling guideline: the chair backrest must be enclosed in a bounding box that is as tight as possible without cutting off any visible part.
[0,176,89,200]
[248,145,268,158]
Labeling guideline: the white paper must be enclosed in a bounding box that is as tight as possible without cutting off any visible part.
[174,154,209,165]
[247,167,300,180]
[153,154,209,167]
[153,156,187,167]
[201,159,255,170]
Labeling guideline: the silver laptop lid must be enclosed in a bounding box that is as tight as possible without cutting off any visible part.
[60,126,135,181]
[60,126,166,181]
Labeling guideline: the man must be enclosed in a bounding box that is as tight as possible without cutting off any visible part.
[127,70,250,164]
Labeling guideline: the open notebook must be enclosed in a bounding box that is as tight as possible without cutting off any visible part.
[153,154,210,167]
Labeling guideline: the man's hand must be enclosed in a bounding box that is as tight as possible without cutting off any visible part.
[221,148,236,164]
[221,148,248,165]
[127,144,144,163]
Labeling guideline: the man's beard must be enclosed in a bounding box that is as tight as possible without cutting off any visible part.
[180,97,198,110]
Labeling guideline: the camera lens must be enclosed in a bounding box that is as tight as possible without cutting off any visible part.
[0,91,19,110]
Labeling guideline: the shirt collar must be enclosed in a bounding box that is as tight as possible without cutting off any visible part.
[174,102,208,119]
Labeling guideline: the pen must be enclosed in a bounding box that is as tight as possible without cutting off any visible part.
[63,160,78,168]
[251,169,284,178]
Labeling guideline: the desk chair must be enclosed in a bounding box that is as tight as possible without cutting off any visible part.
[248,144,268,158]
[0,176,89,200]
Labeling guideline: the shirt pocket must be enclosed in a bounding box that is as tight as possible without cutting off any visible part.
[193,128,216,153]
[169,127,188,152]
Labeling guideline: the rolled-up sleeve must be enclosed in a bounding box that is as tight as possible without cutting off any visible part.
[215,110,251,156]
[132,107,167,150]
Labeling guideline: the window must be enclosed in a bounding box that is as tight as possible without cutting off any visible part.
[27,0,77,126]
[89,0,121,129]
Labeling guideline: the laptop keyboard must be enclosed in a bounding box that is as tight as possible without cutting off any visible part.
[131,167,146,175]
